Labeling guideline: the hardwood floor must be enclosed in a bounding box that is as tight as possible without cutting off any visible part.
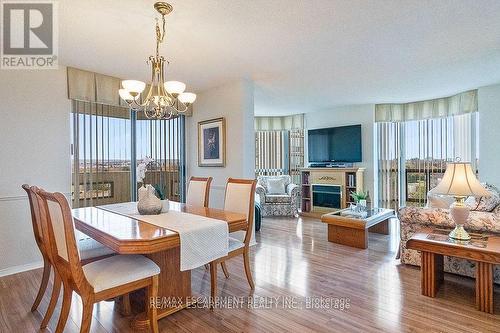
[1,216,499,332]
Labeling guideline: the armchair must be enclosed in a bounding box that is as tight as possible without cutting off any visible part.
[256,175,299,217]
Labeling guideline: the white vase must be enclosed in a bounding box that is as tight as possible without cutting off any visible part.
[161,199,170,213]
[137,184,162,215]
[138,185,148,201]
[359,199,367,209]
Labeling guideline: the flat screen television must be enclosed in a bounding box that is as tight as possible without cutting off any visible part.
[308,125,362,163]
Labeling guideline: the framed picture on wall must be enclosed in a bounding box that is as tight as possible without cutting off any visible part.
[198,117,226,167]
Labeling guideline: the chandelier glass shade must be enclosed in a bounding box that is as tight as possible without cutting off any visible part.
[119,2,196,119]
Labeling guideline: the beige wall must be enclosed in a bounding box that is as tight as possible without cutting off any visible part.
[186,79,255,244]
[0,68,71,276]
[478,83,500,187]
[304,104,376,198]
[186,79,255,208]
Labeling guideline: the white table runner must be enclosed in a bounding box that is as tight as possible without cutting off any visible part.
[97,202,229,271]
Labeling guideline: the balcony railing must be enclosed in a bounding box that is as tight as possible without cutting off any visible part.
[72,168,180,208]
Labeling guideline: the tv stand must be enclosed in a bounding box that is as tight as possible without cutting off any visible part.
[299,167,365,219]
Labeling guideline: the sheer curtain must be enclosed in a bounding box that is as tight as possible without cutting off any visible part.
[375,90,478,209]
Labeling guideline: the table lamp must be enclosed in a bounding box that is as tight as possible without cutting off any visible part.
[429,161,489,241]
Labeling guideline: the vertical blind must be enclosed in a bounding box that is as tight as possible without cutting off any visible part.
[376,122,401,210]
[71,101,131,208]
[254,114,305,185]
[255,129,304,185]
[255,130,288,176]
[136,113,183,201]
[376,112,478,209]
[71,100,184,208]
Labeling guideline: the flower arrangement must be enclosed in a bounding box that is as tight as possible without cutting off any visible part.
[137,156,154,186]
[137,157,168,201]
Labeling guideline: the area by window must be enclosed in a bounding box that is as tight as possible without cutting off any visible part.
[70,100,185,208]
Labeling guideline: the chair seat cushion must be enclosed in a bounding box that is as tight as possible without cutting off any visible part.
[83,255,160,292]
[78,238,115,260]
[265,194,291,203]
[228,237,244,252]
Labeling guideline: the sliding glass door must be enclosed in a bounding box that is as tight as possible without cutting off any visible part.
[71,100,185,208]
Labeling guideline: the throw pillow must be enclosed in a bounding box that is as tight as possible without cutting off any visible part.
[267,178,286,195]
[467,183,500,212]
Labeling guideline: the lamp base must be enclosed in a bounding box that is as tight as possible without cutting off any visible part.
[449,196,471,241]
[448,224,471,241]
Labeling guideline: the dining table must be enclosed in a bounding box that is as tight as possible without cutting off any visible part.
[72,201,248,328]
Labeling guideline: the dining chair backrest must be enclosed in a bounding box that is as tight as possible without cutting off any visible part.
[37,190,91,293]
[186,176,213,207]
[223,178,257,246]
[22,184,45,252]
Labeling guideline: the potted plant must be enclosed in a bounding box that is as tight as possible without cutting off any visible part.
[153,183,170,212]
[351,190,368,208]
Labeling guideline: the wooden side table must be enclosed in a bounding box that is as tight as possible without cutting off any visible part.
[407,228,500,313]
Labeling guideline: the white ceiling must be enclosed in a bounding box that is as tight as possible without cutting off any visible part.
[59,0,500,115]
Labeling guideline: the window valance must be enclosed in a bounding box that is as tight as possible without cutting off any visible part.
[67,67,193,116]
[255,114,304,131]
[375,90,477,123]
[67,67,125,107]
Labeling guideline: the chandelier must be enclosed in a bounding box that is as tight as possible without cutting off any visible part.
[118,2,196,120]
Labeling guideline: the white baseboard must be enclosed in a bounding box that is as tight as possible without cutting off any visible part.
[0,260,44,278]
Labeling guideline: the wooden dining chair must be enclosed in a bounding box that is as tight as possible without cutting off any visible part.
[209,178,257,302]
[36,189,161,333]
[186,176,213,207]
[22,184,116,329]
[186,177,214,269]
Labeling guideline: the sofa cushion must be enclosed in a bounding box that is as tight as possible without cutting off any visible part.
[466,183,500,212]
[265,194,291,203]
[267,178,286,194]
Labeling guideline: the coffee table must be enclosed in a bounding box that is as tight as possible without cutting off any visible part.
[321,208,395,249]
[407,228,500,313]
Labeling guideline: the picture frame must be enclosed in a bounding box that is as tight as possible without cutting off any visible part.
[198,117,226,167]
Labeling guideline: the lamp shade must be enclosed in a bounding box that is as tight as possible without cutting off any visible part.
[119,89,135,102]
[178,92,197,104]
[164,81,186,95]
[429,162,489,197]
[122,80,146,94]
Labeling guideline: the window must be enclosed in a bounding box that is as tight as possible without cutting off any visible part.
[254,114,305,185]
[255,129,304,185]
[71,100,185,208]
[376,112,478,209]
